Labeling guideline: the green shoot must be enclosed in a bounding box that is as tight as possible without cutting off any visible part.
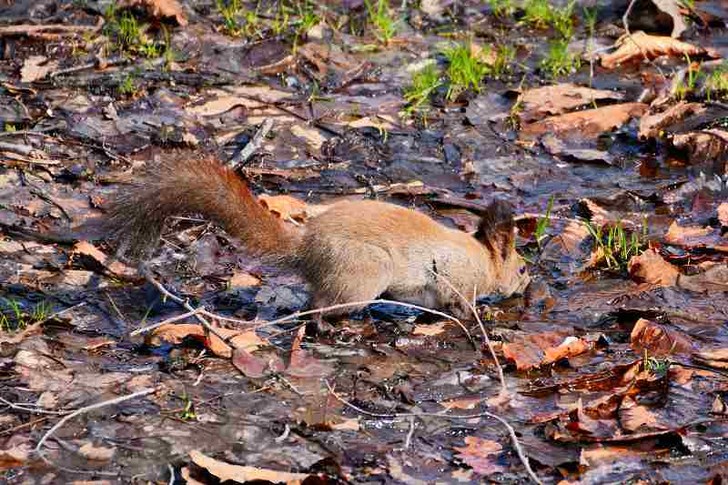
[540,38,581,78]
[584,219,646,271]
[535,195,555,248]
[705,62,728,101]
[487,0,514,18]
[443,42,489,100]
[365,0,398,45]
[403,63,442,116]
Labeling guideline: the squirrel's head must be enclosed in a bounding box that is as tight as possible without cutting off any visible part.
[475,200,530,297]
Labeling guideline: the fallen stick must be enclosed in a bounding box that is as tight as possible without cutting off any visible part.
[0,24,100,37]
[228,118,274,170]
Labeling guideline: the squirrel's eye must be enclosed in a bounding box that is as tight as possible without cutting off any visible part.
[519,266,526,274]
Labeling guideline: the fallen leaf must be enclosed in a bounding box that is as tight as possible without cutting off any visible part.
[619,396,668,433]
[286,326,335,378]
[118,0,188,26]
[20,55,58,83]
[517,84,625,123]
[665,221,728,251]
[231,347,276,378]
[412,322,446,336]
[149,323,265,358]
[78,442,116,461]
[503,332,592,371]
[0,441,31,468]
[188,86,292,117]
[671,129,728,166]
[258,194,309,221]
[520,103,648,141]
[330,418,360,431]
[627,249,680,286]
[711,395,727,415]
[601,31,718,69]
[443,396,486,410]
[72,241,138,280]
[289,124,328,152]
[638,101,705,140]
[719,203,728,227]
[189,450,310,483]
[453,437,505,476]
[228,270,261,288]
[630,318,695,356]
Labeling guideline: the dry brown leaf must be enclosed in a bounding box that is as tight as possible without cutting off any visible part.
[665,221,728,251]
[188,86,292,117]
[330,418,360,431]
[149,323,265,358]
[453,437,505,476]
[20,55,58,83]
[503,332,591,371]
[638,101,705,140]
[671,129,728,165]
[72,241,138,280]
[189,450,310,484]
[601,31,718,69]
[630,318,695,356]
[286,326,335,378]
[119,0,188,26]
[619,396,668,433]
[289,124,327,152]
[520,103,648,140]
[442,396,485,410]
[228,270,261,288]
[517,84,625,123]
[412,322,446,336]
[0,441,31,468]
[78,442,116,461]
[258,194,309,221]
[627,249,680,286]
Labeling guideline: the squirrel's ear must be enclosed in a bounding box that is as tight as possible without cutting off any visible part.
[475,200,515,253]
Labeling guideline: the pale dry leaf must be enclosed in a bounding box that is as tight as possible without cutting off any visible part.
[627,249,680,286]
[289,124,327,151]
[442,396,485,410]
[20,55,58,83]
[228,270,261,288]
[72,240,137,280]
[118,0,188,26]
[601,31,718,69]
[258,194,309,221]
[149,323,265,358]
[520,103,648,140]
[517,83,625,123]
[189,450,310,483]
[0,442,32,467]
[453,437,505,476]
[412,322,446,336]
[330,418,360,431]
[188,86,292,117]
[78,442,116,461]
[719,203,728,227]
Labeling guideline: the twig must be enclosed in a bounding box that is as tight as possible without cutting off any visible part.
[0,24,100,37]
[35,388,157,472]
[427,269,507,393]
[129,308,203,336]
[228,118,274,170]
[325,381,541,484]
[404,416,416,449]
[0,141,44,157]
[0,397,69,416]
[141,267,234,350]
[256,298,476,349]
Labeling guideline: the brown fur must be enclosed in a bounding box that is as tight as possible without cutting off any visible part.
[108,157,530,317]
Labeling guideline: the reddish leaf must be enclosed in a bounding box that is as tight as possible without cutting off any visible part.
[453,437,505,476]
[630,318,695,356]
[601,31,718,69]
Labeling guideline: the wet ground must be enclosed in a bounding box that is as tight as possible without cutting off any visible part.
[1,0,728,483]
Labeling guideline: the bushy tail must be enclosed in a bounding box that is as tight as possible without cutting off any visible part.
[106,156,299,262]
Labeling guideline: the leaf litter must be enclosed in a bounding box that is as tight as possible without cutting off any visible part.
[0,0,727,483]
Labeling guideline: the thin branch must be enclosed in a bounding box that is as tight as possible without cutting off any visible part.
[129,308,203,337]
[325,381,541,484]
[228,118,274,170]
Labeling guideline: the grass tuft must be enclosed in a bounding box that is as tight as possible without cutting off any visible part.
[442,42,489,100]
[365,0,398,45]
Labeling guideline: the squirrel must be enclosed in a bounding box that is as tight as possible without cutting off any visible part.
[106,156,530,318]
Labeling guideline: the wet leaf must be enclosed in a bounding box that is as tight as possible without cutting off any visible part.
[671,129,728,166]
[628,249,680,286]
[453,437,505,476]
[718,203,728,227]
[619,396,668,433]
[520,103,648,141]
[286,326,335,378]
[695,348,728,369]
[517,84,625,123]
[72,241,138,280]
[78,442,116,461]
[189,450,310,483]
[601,31,718,69]
[638,101,705,140]
[231,347,275,378]
[630,318,695,356]
[119,0,188,26]
[665,221,727,251]
[503,332,592,371]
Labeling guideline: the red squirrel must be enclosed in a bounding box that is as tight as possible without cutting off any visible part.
[107,157,530,317]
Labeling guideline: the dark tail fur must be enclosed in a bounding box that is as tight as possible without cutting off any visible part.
[106,157,299,262]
